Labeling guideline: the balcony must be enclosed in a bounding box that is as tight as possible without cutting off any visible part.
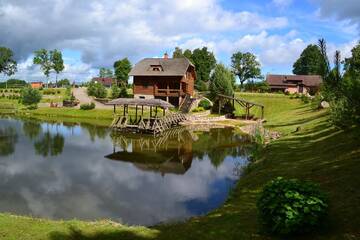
[155,88,184,97]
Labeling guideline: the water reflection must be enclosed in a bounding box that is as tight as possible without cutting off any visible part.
[0,117,252,225]
[0,127,18,156]
[34,132,65,157]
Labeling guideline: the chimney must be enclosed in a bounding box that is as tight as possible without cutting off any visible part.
[163,52,169,59]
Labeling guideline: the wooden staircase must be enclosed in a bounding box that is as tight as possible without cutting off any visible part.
[179,94,195,113]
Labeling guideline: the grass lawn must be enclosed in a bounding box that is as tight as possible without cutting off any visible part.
[0,93,359,239]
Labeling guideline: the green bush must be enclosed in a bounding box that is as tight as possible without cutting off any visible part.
[257,177,328,235]
[198,99,211,110]
[192,107,205,112]
[87,82,107,98]
[80,102,95,110]
[20,87,42,106]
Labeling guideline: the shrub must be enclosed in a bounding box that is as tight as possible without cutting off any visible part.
[300,94,310,104]
[20,87,42,106]
[111,84,120,99]
[257,177,328,235]
[198,99,211,110]
[87,82,107,98]
[192,107,205,112]
[80,102,95,110]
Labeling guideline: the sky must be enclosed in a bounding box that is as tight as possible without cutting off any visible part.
[0,0,359,83]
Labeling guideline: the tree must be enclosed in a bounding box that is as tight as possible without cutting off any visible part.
[209,63,234,99]
[0,47,17,79]
[172,47,184,58]
[57,78,70,87]
[20,87,42,107]
[33,49,52,83]
[344,41,360,77]
[113,58,132,86]
[231,52,261,88]
[293,44,325,75]
[99,68,113,78]
[50,49,64,86]
[110,84,120,99]
[191,47,216,89]
[87,81,107,98]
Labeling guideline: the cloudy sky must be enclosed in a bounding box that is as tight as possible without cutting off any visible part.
[0,0,359,83]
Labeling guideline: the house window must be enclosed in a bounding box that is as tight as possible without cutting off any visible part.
[149,65,163,71]
[139,96,145,99]
[143,81,149,88]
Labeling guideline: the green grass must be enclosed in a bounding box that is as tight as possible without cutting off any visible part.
[0,93,359,239]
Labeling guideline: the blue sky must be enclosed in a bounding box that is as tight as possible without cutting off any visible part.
[0,0,359,83]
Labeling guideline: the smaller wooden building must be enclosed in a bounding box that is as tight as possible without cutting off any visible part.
[130,54,196,106]
[266,74,322,94]
[30,81,43,89]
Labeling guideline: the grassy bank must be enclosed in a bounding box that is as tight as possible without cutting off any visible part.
[0,93,359,239]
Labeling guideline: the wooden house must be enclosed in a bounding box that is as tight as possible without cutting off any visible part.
[30,81,43,89]
[130,53,195,106]
[266,74,322,94]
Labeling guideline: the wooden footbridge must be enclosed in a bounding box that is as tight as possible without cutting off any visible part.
[107,98,188,135]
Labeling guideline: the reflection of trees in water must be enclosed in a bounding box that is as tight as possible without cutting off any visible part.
[192,128,253,168]
[23,120,42,139]
[0,127,18,156]
[81,123,108,142]
[34,132,65,157]
[110,127,253,169]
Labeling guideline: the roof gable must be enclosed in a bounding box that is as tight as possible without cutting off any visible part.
[130,58,194,76]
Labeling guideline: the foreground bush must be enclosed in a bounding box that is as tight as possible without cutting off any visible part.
[80,102,95,110]
[257,177,328,235]
[198,99,211,110]
[20,87,42,107]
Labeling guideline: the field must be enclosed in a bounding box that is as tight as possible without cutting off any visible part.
[0,93,359,239]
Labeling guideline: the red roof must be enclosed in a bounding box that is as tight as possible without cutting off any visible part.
[92,77,114,86]
[266,74,322,87]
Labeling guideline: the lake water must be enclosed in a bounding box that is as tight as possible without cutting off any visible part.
[0,117,252,225]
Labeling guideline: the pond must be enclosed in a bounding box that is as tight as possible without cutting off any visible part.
[0,117,253,225]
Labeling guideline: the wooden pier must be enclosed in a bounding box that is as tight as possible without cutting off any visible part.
[107,98,188,135]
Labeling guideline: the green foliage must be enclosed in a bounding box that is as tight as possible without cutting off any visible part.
[80,102,95,110]
[198,99,211,110]
[172,46,216,90]
[99,67,113,78]
[119,86,129,98]
[195,80,208,92]
[293,44,325,75]
[318,39,360,127]
[57,78,70,87]
[20,87,42,106]
[113,58,132,86]
[50,49,64,82]
[209,64,234,99]
[192,106,205,112]
[33,49,52,78]
[111,84,120,99]
[87,82,107,98]
[231,52,261,87]
[258,177,328,235]
[0,79,27,88]
[192,47,216,82]
[0,46,17,76]
[243,80,270,92]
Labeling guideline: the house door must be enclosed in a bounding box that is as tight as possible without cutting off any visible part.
[298,85,304,93]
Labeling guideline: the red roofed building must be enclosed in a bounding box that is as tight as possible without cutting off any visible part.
[92,77,114,87]
[30,81,43,89]
[266,74,322,94]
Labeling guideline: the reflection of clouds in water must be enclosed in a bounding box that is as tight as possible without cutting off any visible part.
[0,118,249,225]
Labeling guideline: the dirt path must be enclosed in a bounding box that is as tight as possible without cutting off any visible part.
[72,87,112,109]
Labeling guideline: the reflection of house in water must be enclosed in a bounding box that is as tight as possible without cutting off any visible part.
[105,128,194,175]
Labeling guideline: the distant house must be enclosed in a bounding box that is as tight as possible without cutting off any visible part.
[92,77,114,87]
[266,74,322,94]
[130,53,195,106]
[30,81,43,89]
